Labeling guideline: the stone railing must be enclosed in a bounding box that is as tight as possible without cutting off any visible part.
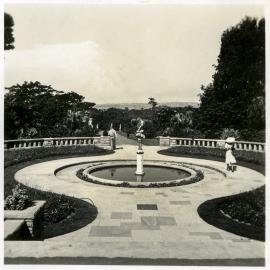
[4,136,113,151]
[159,137,265,152]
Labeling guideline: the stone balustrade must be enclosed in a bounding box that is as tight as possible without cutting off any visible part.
[4,136,113,150]
[159,137,265,152]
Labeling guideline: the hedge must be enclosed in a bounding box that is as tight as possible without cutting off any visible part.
[166,146,265,166]
[4,145,108,167]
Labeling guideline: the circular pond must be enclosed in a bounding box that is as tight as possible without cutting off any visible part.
[91,165,190,182]
[78,161,202,187]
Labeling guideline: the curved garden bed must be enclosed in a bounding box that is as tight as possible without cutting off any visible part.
[4,151,112,239]
[159,148,265,241]
[197,187,265,242]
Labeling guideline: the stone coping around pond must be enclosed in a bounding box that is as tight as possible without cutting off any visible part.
[76,160,202,187]
[4,200,46,220]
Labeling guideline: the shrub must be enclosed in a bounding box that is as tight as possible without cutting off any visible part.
[220,128,240,140]
[239,129,265,142]
[220,186,265,227]
[44,194,75,224]
[4,184,31,210]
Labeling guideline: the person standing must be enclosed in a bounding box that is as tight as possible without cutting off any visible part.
[108,126,117,150]
[225,137,237,172]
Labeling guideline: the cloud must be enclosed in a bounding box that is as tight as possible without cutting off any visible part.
[5,41,116,101]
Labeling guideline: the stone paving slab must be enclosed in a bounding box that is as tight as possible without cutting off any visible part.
[89,226,132,237]
[169,200,191,205]
[111,212,133,219]
[137,204,158,210]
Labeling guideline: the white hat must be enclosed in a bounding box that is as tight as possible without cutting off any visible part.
[225,137,235,143]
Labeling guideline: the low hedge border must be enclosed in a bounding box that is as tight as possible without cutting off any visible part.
[162,146,265,166]
[4,145,112,168]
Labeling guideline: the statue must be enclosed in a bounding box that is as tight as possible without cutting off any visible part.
[88,118,93,128]
[135,118,145,176]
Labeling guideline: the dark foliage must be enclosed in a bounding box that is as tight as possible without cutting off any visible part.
[4,13,15,50]
[4,184,31,210]
[5,81,96,139]
[220,186,265,227]
[195,17,265,139]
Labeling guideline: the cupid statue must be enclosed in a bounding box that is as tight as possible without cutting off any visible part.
[136,118,145,139]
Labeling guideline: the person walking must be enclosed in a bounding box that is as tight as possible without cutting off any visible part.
[225,137,237,172]
[108,126,117,150]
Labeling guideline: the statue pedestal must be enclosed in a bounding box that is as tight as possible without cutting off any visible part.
[135,150,144,175]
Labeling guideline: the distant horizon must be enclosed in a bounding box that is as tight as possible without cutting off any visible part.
[94,101,199,110]
[95,100,199,105]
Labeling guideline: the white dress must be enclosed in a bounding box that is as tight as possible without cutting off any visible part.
[225,149,236,165]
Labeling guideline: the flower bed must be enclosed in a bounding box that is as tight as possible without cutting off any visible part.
[219,186,265,228]
[198,186,265,242]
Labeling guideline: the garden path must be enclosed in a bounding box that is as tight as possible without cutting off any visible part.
[5,145,265,263]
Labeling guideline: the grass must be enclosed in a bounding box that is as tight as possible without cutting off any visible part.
[4,152,113,239]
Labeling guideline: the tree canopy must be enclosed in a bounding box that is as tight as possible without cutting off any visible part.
[4,13,15,50]
[195,17,265,139]
[4,81,96,139]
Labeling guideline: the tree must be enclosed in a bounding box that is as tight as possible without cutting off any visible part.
[4,13,15,50]
[148,97,158,110]
[195,17,265,139]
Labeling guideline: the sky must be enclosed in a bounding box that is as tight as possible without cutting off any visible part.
[4,4,264,104]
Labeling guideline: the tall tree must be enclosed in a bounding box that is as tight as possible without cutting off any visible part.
[4,13,15,50]
[195,17,265,138]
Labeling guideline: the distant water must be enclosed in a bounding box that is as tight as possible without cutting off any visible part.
[95,102,199,110]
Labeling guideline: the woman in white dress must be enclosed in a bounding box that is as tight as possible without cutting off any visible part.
[225,138,237,172]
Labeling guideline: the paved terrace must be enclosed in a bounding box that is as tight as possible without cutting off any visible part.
[5,137,265,264]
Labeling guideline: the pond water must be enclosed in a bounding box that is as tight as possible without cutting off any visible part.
[91,165,190,182]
